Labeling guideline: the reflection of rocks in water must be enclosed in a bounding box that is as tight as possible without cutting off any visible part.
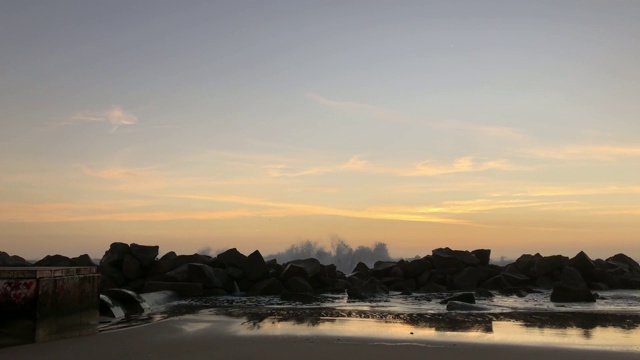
[99,295,640,335]
[210,306,640,334]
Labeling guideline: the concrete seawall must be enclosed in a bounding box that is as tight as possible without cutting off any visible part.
[0,267,100,347]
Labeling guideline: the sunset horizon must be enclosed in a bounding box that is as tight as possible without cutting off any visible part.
[1,1,639,261]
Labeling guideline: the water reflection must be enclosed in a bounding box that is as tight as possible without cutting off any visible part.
[227,315,640,352]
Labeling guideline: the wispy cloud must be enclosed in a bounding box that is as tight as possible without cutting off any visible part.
[500,185,640,197]
[306,93,525,141]
[58,106,138,132]
[168,194,474,225]
[267,155,521,178]
[528,145,640,161]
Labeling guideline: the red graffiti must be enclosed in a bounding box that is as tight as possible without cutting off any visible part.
[0,279,37,306]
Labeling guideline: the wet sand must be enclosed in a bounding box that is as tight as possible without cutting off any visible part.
[1,315,638,360]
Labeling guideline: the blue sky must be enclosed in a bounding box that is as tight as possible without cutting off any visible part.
[1,1,639,259]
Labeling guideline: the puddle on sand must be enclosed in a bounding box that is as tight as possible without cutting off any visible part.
[228,315,640,352]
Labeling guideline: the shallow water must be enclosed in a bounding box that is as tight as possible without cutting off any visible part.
[100,289,640,352]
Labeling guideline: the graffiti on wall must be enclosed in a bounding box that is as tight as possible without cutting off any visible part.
[0,279,37,306]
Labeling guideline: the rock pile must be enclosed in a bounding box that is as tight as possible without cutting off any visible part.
[2,245,639,303]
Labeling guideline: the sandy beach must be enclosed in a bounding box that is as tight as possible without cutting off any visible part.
[1,314,638,360]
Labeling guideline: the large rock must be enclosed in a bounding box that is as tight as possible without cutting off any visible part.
[247,278,284,296]
[558,266,588,289]
[432,248,479,269]
[352,262,370,274]
[550,285,596,303]
[471,249,491,266]
[404,258,432,278]
[606,254,640,274]
[150,253,211,275]
[34,254,72,267]
[142,281,203,297]
[187,263,236,292]
[130,243,159,267]
[286,276,314,293]
[533,255,569,277]
[550,266,595,303]
[446,301,491,312]
[513,254,541,276]
[70,254,96,267]
[122,254,144,279]
[282,258,322,280]
[347,277,388,300]
[241,250,268,281]
[480,275,512,290]
[0,251,31,266]
[100,242,132,268]
[389,279,417,293]
[216,248,247,268]
[165,264,190,282]
[569,251,595,279]
[371,261,397,278]
[452,267,481,291]
[439,292,476,305]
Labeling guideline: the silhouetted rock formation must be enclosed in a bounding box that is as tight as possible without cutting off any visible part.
[2,245,639,305]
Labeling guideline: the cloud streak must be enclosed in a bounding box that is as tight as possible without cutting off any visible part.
[528,145,640,161]
[59,106,138,132]
[267,155,521,178]
[306,93,525,141]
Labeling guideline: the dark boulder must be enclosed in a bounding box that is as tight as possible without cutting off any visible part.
[452,267,481,291]
[569,251,596,280]
[247,278,284,296]
[241,250,269,281]
[550,285,596,303]
[502,267,531,286]
[352,262,370,275]
[187,263,235,291]
[142,281,203,297]
[471,249,491,266]
[389,279,418,292]
[558,266,589,289]
[100,265,128,288]
[100,242,131,268]
[480,275,512,290]
[475,288,494,298]
[536,275,556,290]
[550,266,595,303]
[417,271,431,287]
[286,276,314,293]
[164,264,190,282]
[432,248,479,269]
[280,290,321,303]
[160,251,177,261]
[513,254,541,276]
[439,293,475,305]
[130,243,159,267]
[405,258,432,278]
[150,253,211,275]
[0,251,31,266]
[122,254,144,280]
[606,254,640,274]
[282,258,322,280]
[34,254,72,267]
[533,255,569,277]
[419,282,447,293]
[347,277,388,300]
[70,254,96,267]
[216,248,247,268]
[371,261,397,278]
[446,301,490,312]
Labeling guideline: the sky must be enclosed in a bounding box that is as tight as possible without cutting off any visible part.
[1,0,639,261]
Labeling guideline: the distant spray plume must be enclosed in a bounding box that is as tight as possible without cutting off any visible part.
[266,236,392,273]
